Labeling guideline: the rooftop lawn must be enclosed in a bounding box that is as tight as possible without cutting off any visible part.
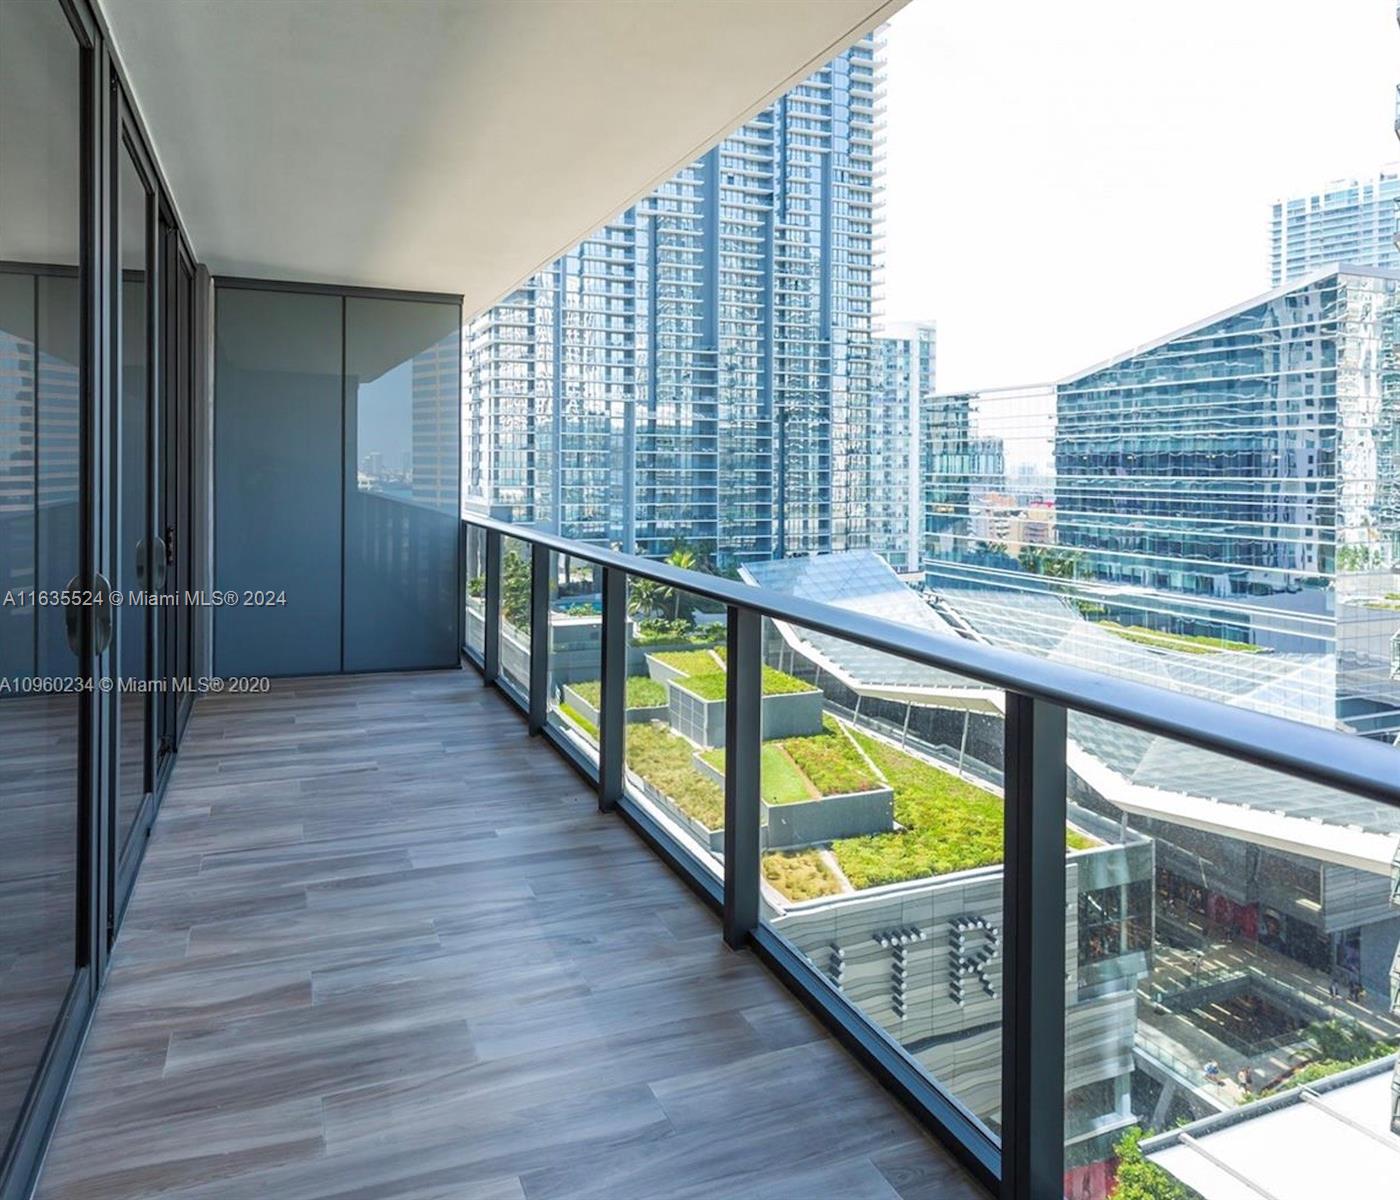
[762,849,844,901]
[649,648,726,676]
[673,667,814,701]
[567,676,667,710]
[700,743,816,805]
[832,728,1096,889]
[624,722,725,829]
[701,718,881,802]
[1097,620,1264,655]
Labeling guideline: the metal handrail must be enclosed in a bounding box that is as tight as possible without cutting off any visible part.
[463,513,1400,810]
[461,511,1400,1199]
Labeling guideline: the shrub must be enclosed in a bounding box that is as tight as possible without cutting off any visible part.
[781,719,879,796]
[1108,1127,1202,1199]
[762,850,843,901]
[625,722,724,829]
[634,618,724,647]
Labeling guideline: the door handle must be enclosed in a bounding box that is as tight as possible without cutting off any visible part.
[152,536,168,590]
[63,572,115,657]
[63,573,83,656]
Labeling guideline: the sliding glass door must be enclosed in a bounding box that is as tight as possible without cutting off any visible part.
[113,127,154,900]
[0,0,92,1184]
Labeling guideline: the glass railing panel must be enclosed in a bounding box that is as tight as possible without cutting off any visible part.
[546,551,602,761]
[1088,730,1400,1199]
[755,614,1009,1144]
[622,579,727,876]
[497,534,531,701]
[463,522,486,661]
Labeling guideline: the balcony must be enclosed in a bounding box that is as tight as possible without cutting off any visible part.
[33,668,978,1200]
[5,2,1400,1199]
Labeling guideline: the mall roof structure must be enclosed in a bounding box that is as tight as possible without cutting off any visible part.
[1142,1057,1400,1200]
[742,553,1400,872]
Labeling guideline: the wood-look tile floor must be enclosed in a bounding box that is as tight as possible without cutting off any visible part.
[35,670,987,1200]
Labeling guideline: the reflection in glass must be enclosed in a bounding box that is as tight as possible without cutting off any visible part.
[0,0,82,1146]
[464,524,486,660]
[545,553,602,753]
[496,535,532,698]
[117,145,150,855]
[343,298,460,671]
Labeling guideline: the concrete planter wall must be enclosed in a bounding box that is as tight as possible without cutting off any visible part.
[665,680,824,749]
[559,685,667,727]
[548,615,603,685]
[764,786,895,850]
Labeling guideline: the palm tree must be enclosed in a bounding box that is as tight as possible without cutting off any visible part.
[628,578,668,620]
[666,545,698,619]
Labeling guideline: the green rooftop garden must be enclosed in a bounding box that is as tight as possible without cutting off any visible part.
[650,649,725,676]
[652,647,815,701]
[831,728,1096,889]
[567,676,668,710]
[624,722,725,829]
[700,744,812,805]
[700,718,880,803]
[762,849,843,901]
[1096,620,1264,655]
[673,667,815,701]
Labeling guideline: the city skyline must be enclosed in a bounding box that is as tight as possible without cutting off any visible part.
[881,0,1399,392]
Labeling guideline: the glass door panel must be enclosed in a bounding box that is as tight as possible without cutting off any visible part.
[116,142,151,864]
[0,0,85,1154]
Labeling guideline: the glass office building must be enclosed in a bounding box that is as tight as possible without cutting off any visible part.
[465,36,881,565]
[924,267,1400,743]
[1270,165,1400,286]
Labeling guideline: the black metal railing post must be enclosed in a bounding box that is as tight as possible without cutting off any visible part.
[482,527,502,685]
[1000,691,1068,1200]
[527,543,551,733]
[598,566,627,812]
[723,605,762,949]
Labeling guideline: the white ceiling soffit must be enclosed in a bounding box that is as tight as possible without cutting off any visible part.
[101,0,906,317]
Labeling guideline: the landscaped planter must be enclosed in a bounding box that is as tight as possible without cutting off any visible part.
[630,774,725,853]
[690,751,893,850]
[559,684,667,727]
[665,680,824,749]
[763,786,895,851]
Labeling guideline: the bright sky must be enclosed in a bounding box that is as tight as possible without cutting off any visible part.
[881,0,1400,392]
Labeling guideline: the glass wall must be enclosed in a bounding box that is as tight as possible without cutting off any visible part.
[0,0,83,1159]
[544,553,603,754]
[496,534,532,699]
[463,522,486,661]
[620,580,727,875]
[343,297,460,671]
[752,616,1011,1144]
